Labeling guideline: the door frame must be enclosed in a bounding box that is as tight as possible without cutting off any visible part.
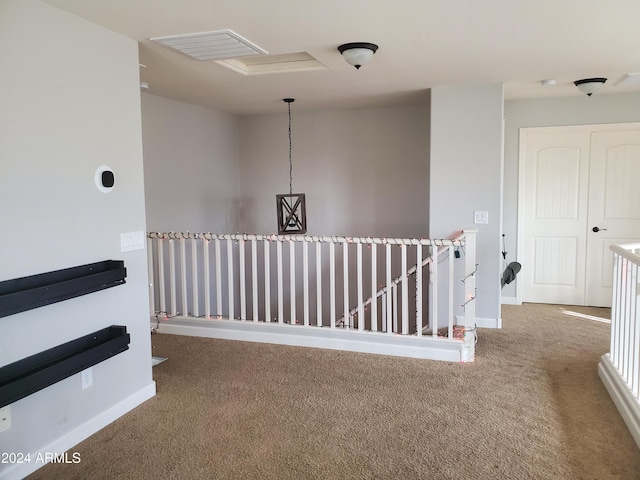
[516,122,640,305]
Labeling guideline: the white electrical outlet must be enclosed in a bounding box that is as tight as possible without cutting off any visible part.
[0,406,11,433]
[81,368,93,390]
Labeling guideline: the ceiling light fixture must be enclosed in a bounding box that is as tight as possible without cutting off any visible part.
[573,77,607,96]
[276,98,307,235]
[337,42,378,70]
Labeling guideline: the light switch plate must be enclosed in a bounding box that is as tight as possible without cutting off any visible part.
[121,231,145,252]
[474,211,489,224]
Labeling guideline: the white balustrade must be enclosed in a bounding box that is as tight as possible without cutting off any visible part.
[146,231,477,344]
[599,242,640,449]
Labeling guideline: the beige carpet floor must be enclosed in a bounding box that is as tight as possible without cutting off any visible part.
[29,303,640,479]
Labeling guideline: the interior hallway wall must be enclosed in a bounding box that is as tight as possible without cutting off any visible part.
[0,2,155,478]
[238,105,430,238]
[430,84,504,326]
[142,93,242,233]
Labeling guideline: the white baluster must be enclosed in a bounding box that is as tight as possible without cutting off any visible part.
[215,238,222,318]
[401,243,408,335]
[416,243,422,337]
[371,243,377,332]
[169,238,177,317]
[343,240,349,328]
[277,240,284,324]
[264,240,271,322]
[252,239,258,322]
[290,241,296,324]
[386,244,392,335]
[227,238,234,321]
[204,238,211,318]
[303,241,310,326]
[357,243,364,331]
[239,238,246,321]
[192,237,199,318]
[316,242,322,326]
[330,241,336,329]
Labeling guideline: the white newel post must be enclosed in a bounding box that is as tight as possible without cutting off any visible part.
[462,229,477,362]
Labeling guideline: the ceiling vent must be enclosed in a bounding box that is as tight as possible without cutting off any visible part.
[150,29,267,61]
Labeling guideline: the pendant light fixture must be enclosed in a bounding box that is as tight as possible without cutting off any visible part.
[276,98,307,234]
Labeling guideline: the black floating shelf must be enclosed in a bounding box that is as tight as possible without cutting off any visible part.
[0,260,126,318]
[0,325,130,408]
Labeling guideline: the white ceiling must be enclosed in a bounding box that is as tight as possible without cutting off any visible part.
[43,0,640,115]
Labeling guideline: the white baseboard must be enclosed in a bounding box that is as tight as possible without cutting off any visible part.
[598,354,640,450]
[2,383,156,480]
[477,317,502,329]
[455,316,502,329]
[152,316,474,363]
[501,296,518,305]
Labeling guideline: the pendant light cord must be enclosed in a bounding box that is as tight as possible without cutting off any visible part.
[288,100,293,195]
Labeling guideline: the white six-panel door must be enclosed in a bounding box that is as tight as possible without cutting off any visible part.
[519,124,640,307]
[586,130,640,306]
[520,131,591,305]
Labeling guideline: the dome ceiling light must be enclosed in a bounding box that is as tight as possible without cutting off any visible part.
[337,42,378,70]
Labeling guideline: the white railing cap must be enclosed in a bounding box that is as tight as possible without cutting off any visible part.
[610,243,640,264]
[147,231,467,247]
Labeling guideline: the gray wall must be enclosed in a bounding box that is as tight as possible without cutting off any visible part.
[239,106,430,238]
[429,85,503,326]
[503,92,640,300]
[430,84,504,324]
[0,1,154,477]
[141,93,241,233]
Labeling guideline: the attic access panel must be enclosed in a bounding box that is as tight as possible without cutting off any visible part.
[276,194,307,234]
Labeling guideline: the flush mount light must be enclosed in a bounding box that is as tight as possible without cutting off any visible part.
[573,77,607,96]
[337,42,378,70]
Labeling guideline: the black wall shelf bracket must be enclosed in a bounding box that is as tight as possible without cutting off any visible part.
[0,260,126,318]
[0,325,130,408]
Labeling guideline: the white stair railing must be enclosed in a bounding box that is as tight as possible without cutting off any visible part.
[340,231,466,335]
[146,231,476,341]
[599,242,640,449]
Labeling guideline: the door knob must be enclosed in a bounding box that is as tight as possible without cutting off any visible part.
[592,226,607,233]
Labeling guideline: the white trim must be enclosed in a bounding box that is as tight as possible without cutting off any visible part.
[501,296,518,305]
[598,354,640,450]
[456,315,502,329]
[152,316,473,363]
[2,383,156,480]
[477,317,502,329]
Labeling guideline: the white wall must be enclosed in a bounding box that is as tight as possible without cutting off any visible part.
[0,1,154,478]
[503,92,640,300]
[239,105,430,238]
[141,93,241,233]
[430,84,504,325]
